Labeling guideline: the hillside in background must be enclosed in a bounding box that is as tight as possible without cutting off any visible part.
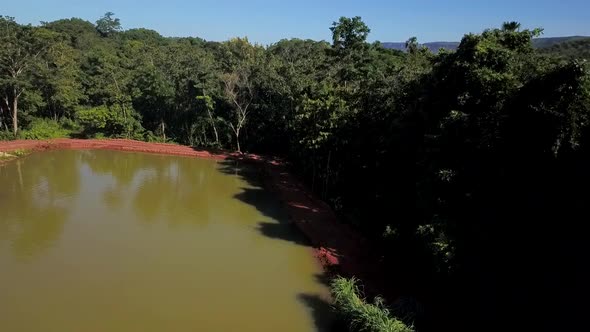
[381,41,459,52]
[531,35,590,48]
[382,36,590,53]
[538,37,590,59]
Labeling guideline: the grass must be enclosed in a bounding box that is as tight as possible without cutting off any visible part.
[330,277,414,332]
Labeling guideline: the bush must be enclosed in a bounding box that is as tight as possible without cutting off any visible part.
[58,117,82,132]
[144,130,169,143]
[20,118,70,140]
[0,130,14,141]
[330,277,413,332]
[76,105,144,138]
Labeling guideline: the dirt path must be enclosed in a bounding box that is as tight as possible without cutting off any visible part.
[0,139,383,293]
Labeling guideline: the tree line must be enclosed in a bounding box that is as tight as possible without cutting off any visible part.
[2,13,589,331]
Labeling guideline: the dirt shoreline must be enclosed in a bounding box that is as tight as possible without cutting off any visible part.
[0,139,382,294]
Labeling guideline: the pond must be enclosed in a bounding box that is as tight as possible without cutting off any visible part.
[0,149,332,331]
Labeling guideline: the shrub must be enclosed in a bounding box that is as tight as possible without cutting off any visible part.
[330,277,413,332]
[59,117,82,132]
[144,130,168,143]
[20,118,70,140]
[76,105,144,138]
[0,130,14,141]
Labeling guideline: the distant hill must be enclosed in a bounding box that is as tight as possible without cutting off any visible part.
[538,37,590,60]
[531,36,589,49]
[382,36,590,53]
[381,42,459,52]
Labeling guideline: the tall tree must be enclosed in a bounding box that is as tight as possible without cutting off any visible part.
[220,38,261,152]
[132,67,174,140]
[0,16,48,136]
[221,71,252,153]
[405,36,419,54]
[96,12,121,37]
[36,28,84,120]
[330,16,370,50]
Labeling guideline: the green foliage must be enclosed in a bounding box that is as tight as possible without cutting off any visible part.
[532,35,589,49]
[331,277,413,332]
[0,15,53,136]
[20,118,70,139]
[95,12,121,37]
[331,16,371,50]
[76,105,143,139]
[0,130,14,141]
[42,18,100,50]
[295,84,347,150]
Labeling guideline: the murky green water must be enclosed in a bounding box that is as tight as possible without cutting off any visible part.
[0,150,331,332]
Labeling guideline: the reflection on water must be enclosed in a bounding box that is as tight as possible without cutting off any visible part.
[0,150,332,332]
[0,151,79,260]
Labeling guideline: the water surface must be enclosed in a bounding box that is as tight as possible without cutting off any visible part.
[0,149,331,331]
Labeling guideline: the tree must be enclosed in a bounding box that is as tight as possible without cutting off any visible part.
[405,36,419,54]
[196,94,219,145]
[328,16,374,88]
[219,38,261,153]
[35,28,84,120]
[221,71,252,153]
[330,16,370,50]
[81,41,143,139]
[502,21,521,32]
[0,16,48,136]
[131,67,174,141]
[96,12,121,37]
[76,104,142,138]
[42,18,100,50]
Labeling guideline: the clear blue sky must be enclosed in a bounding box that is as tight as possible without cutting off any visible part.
[3,0,589,44]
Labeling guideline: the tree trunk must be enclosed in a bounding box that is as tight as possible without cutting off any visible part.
[311,156,316,193]
[207,109,219,144]
[235,129,241,153]
[324,150,331,199]
[12,93,18,137]
[161,120,166,141]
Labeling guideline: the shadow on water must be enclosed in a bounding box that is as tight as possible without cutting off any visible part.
[218,158,343,331]
[297,293,342,332]
[297,273,349,332]
[218,158,313,246]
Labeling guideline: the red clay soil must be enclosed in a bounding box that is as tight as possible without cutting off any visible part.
[0,138,232,160]
[258,159,388,295]
[0,139,385,295]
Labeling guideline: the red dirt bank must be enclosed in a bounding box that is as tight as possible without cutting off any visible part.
[0,139,382,293]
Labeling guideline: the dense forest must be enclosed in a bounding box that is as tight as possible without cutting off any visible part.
[2,13,589,331]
